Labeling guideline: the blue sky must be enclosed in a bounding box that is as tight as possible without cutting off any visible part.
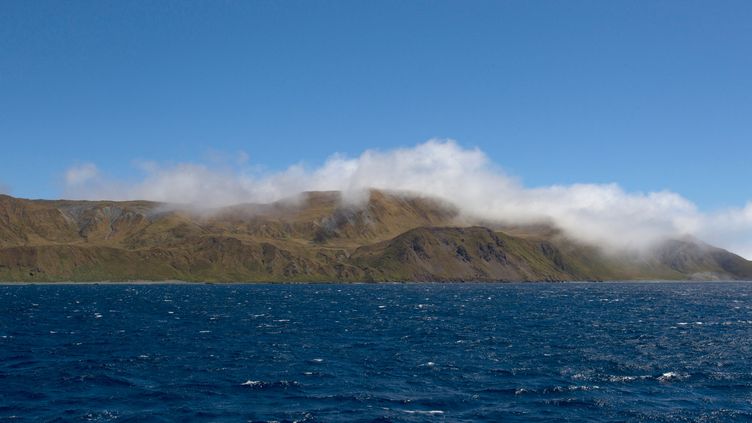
[1,1,750,210]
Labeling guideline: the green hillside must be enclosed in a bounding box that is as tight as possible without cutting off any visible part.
[0,191,750,282]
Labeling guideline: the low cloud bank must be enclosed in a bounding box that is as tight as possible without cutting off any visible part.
[63,140,752,258]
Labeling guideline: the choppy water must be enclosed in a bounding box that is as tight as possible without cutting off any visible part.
[2,282,752,422]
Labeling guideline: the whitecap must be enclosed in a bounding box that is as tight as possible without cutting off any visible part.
[241,380,262,387]
[658,372,688,382]
[402,410,444,415]
[570,385,600,391]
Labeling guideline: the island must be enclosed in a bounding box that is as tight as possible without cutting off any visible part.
[1,190,750,282]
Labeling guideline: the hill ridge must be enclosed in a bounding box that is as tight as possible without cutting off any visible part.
[0,191,750,282]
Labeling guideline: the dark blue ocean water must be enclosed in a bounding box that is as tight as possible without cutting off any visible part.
[2,282,752,422]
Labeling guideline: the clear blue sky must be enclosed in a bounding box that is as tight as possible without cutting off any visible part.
[1,1,750,210]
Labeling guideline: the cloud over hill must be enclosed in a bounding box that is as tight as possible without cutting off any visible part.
[62,140,752,258]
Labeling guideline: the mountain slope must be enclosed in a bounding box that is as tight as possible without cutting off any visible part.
[0,192,750,282]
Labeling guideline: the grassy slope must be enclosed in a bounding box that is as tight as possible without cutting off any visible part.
[0,192,750,282]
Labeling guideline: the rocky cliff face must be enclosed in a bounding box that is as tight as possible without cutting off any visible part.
[0,191,750,282]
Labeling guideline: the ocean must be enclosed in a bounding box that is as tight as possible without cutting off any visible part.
[1,282,751,422]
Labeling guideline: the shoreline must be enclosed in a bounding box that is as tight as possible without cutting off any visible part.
[0,279,750,285]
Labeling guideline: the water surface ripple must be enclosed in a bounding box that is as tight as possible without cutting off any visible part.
[1,282,752,422]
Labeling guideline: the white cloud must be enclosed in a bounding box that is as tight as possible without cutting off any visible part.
[697,202,752,260]
[65,163,100,186]
[62,140,752,258]
[236,150,249,165]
